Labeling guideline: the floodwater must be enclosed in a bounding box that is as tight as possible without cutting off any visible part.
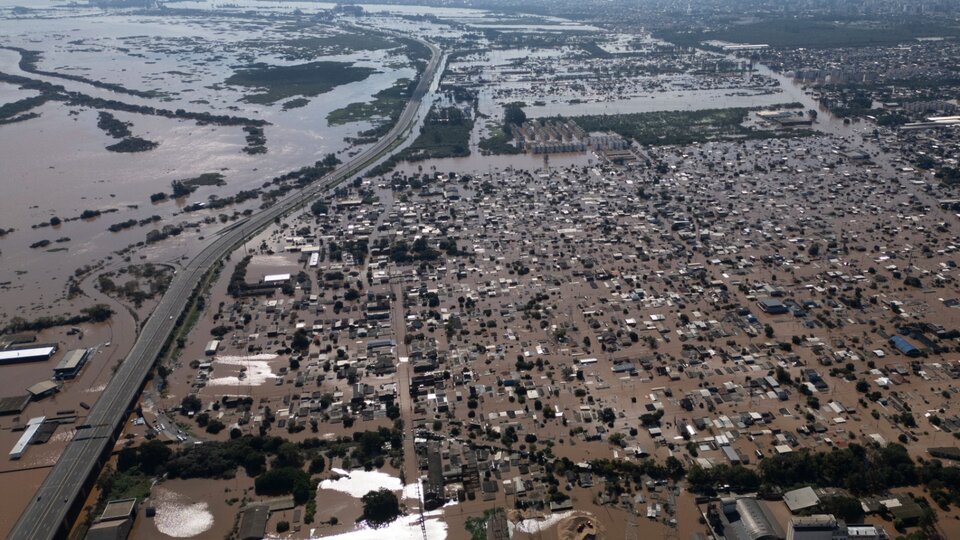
[152,487,215,538]
[0,80,37,104]
[318,468,405,498]
[131,477,249,539]
[207,353,281,387]
[0,9,416,324]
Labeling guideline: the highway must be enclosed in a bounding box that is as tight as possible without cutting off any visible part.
[8,36,442,540]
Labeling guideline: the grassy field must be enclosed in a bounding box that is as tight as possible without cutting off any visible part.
[560,108,811,146]
[226,61,376,105]
[658,17,960,49]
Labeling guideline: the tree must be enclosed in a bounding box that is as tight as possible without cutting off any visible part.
[291,329,310,352]
[665,456,685,479]
[272,441,304,469]
[819,495,864,523]
[503,103,526,127]
[608,432,625,447]
[138,439,172,475]
[361,488,401,527]
[210,325,231,338]
[181,394,202,414]
[856,380,870,393]
[309,456,326,474]
[310,200,328,216]
[255,467,311,504]
[117,447,139,472]
[83,304,114,322]
[243,451,266,476]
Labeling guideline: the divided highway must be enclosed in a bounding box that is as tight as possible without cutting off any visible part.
[8,37,442,540]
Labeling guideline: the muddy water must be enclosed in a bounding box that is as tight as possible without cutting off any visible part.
[131,477,250,539]
[0,308,139,537]
[0,10,418,326]
[0,80,37,103]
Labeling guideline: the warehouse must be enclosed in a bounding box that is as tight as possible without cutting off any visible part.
[0,344,57,365]
[26,380,61,400]
[54,348,90,379]
[9,416,45,460]
[889,335,921,357]
[757,299,789,315]
[261,273,291,286]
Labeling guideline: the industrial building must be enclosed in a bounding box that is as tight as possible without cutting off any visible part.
[9,416,46,460]
[783,487,821,513]
[720,497,785,540]
[54,348,90,379]
[0,344,58,365]
[0,394,31,416]
[237,505,269,540]
[26,380,61,400]
[85,498,137,540]
[758,299,789,315]
[888,335,921,357]
[261,273,291,286]
[786,515,888,540]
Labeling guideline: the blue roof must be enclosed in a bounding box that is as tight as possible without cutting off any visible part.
[889,335,920,356]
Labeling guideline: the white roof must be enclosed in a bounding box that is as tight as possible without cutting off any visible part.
[263,273,291,282]
[10,416,45,458]
[0,346,56,362]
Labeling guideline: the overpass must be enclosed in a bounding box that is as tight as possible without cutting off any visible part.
[7,36,442,540]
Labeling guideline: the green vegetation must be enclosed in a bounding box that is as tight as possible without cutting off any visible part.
[0,68,267,129]
[282,98,310,111]
[387,237,440,263]
[556,108,810,146]
[479,102,524,155]
[465,508,506,540]
[327,78,413,127]
[157,429,401,481]
[3,45,161,98]
[94,439,172,526]
[255,467,312,504]
[226,61,376,105]
[658,17,960,49]
[167,173,227,200]
[243,125,267,154]
[685,441,958,516]
[366,106,473,176]
[2,304,113,334]
[97,111,131,139]
[0,95,50,124]
[92,465,153,530]
[479,125,521,155]
[361,488,401,527]
[936,167,960,186]
[399,105,472,160]
[243,31,396,61]
[503,102,527,127]
[106,137,158,153]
